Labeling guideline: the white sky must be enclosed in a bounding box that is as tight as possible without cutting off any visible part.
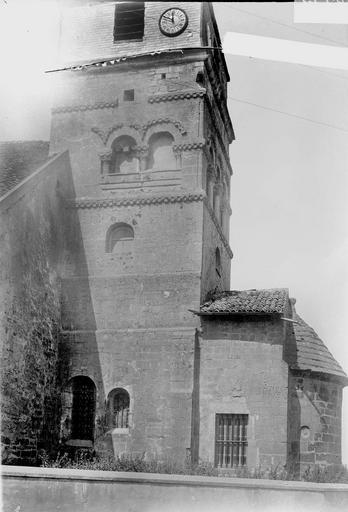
[0,1,347,464]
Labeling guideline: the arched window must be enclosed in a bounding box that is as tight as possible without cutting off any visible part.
[70,376,96,441]
[111,135,138,174]
[106,223,134,253]
[215,247,221,278]
[107,388,130,429]
[146,132,176,170]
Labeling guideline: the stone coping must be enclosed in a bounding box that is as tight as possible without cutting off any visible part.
[2,466,348,493]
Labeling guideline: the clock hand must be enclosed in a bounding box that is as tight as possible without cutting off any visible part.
[162,14,173,22]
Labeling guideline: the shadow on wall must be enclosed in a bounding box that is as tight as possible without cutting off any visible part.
[57,157,108,459]
[0,152,107,464]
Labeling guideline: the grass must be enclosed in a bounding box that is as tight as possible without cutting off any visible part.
[39,451,348,483]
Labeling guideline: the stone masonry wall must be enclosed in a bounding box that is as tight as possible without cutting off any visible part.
[288,373,343,469]
[60,327,196,463]
[198,316,289,469]
[50,2,233,464]
[0,152,79,464]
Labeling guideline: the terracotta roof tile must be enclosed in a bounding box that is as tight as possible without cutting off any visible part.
[200,288,288,315]
[0,141,49,197]
[292,313,347,381]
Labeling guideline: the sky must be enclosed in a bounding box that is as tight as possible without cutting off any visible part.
[0,1,347,463]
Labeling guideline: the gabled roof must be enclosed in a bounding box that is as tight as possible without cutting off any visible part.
[0,141,49,197]
[291,312,347,382]
[199,288,288,315]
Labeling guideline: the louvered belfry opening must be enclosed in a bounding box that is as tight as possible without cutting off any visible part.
[71,376,96,441]
[114,2,145,41]
[215,414,248,468]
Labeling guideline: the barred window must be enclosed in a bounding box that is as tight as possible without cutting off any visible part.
[71,376,96,441]
[215,414,248,468]
[114,2,145,41]
[108,388,130,428]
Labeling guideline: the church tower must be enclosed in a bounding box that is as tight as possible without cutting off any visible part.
[50,1,234,461]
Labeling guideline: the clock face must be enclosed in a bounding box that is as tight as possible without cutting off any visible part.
[159,8,188,37]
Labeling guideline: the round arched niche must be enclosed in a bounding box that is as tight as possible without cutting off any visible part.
[105,222,134,254]
[300,425,310,440]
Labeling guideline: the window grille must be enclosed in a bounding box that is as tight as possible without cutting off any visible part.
[71,376,96,441]
[114,2,145,41]
[215,414,248,468]
[110,389,130,428]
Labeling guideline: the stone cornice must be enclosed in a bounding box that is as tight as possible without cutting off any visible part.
[69,192,204,209]
[173,141,205,152]
[203,197,233,259]
[52,100,118,114]
[148,89,206,103]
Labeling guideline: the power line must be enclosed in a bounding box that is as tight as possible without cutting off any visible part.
[234,54,348,82]
[223,5,346,47]
[229,97,348,133]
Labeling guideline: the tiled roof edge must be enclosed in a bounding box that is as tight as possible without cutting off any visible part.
[0,150,68,206]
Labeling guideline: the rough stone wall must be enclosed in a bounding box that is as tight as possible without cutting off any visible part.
[0,152,78,464]
[288,373,343,468]
[197,316,289,469]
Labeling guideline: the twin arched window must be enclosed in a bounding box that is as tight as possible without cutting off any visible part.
[107,388,130,429]
[108,132,176,175]
[106,223,134,253]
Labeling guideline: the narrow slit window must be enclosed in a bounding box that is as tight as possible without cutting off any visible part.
[215,414,248,468]
[114,2,145,41]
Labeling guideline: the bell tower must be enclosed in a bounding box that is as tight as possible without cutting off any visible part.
[51,1,234,461]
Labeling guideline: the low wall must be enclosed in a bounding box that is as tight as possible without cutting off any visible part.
[2,465,348,512]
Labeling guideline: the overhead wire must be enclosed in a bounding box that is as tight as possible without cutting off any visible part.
[229,97,348,133]
[222,5,346,47]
